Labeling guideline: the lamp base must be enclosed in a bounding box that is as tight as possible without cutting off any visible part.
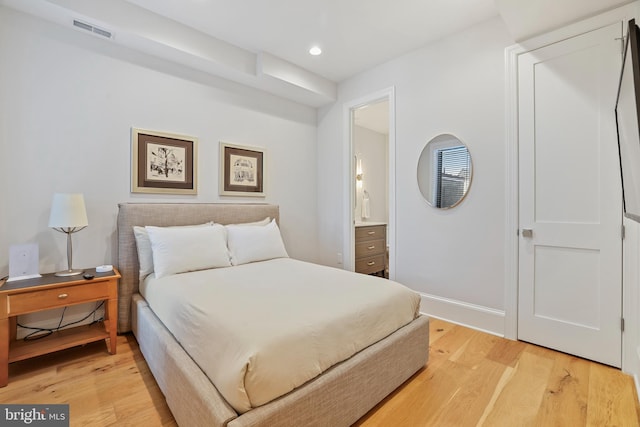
[54,269,84,277]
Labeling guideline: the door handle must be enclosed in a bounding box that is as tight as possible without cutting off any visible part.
[522,229,533,238]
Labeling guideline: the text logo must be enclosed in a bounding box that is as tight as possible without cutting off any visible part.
[1,405,69,426]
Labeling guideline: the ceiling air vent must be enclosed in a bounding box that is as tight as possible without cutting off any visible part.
[72,19,113,39]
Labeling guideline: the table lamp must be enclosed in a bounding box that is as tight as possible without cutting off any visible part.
[48,193,88,276]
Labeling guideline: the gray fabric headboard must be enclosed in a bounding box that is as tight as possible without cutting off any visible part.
[116,203,280,333]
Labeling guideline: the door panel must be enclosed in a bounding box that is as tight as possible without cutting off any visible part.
[534,48,602,224]
[518,22,623,367]
[533,245,600,328]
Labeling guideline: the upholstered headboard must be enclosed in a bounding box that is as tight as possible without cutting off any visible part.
[116,203,280,333]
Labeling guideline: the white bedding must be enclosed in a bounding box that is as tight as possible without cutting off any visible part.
[141,258,420,414]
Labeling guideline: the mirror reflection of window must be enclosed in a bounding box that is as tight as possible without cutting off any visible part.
[434,146,471,208]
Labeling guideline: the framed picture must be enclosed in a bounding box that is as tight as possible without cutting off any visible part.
[219,142,265,197]
[131,128,198,194]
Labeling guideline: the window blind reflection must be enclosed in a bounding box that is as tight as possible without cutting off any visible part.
[435,146,471,208]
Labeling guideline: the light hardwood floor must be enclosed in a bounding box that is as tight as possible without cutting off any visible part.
[1,318,639,426]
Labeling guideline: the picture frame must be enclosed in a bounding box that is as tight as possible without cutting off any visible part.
[131,128,198,194]
[219,142,266,197]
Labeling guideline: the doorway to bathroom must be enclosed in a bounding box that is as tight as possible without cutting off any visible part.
[344,88,395,279]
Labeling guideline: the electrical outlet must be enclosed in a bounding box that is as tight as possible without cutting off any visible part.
[337,252,343,265]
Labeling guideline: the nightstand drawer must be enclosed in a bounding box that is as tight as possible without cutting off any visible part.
[355,238,385,258]
[355,225,386,241]
[8,282,111,315]
[355,255,385,275]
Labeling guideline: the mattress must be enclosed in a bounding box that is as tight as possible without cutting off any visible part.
[140,258,420,414]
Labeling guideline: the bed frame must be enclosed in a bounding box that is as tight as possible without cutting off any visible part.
[117,203,429,427]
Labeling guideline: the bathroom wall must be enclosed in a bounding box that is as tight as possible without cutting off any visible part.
[354,125,388,224]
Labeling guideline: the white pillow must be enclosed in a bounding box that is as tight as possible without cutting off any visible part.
[133,222,211,280]
[226,219,289,266]
[146,224,231,278]
[133,226,155,280]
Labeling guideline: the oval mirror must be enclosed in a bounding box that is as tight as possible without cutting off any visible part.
[417,134,472,209]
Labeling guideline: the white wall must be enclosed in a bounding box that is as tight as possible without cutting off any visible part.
[318,16,514,332]
[354,125,388,224]
[623,218,640,393]
[0,7,318,329]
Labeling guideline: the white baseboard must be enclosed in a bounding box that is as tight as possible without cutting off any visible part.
[419,293,505,337]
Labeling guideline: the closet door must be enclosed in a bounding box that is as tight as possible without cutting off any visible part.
[518,22,623,367]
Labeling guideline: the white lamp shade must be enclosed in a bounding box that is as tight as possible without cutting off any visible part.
[48,193,88,228]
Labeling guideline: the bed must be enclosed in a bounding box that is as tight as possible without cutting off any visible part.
[116,203,429,427]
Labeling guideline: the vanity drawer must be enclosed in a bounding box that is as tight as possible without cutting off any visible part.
[8,282,111,315]
[355,239,385,258]
[355,255,385,275]
[355,225,386,242]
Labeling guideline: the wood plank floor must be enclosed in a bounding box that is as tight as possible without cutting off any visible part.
[1,318,638,426]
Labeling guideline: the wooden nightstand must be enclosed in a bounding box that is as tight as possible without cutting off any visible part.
[355,224,387,276]
[0,268,120,387]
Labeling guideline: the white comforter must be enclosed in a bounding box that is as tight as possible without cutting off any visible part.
[141,258,420,413]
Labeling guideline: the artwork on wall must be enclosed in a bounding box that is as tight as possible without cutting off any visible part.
[131,128,198,194]
[219,142,265,197]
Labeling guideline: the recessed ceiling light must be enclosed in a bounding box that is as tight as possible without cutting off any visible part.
[309,46,322,56]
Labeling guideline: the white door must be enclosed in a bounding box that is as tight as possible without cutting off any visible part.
[518,22,623,367]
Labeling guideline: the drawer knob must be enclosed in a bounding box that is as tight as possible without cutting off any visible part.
[58,293,68,299]
[367,245,376,250]
[367,261,376,266]
[367,231,375,235]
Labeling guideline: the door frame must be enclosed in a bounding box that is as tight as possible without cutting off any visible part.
[343,87,396,278]
[504,4,637,367]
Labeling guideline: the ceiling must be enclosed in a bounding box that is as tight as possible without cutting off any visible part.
[123,0,499,83]
[354,100,389,135]
[123,0,634,83]
[2,0,635,107]
[495,0,634,41]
